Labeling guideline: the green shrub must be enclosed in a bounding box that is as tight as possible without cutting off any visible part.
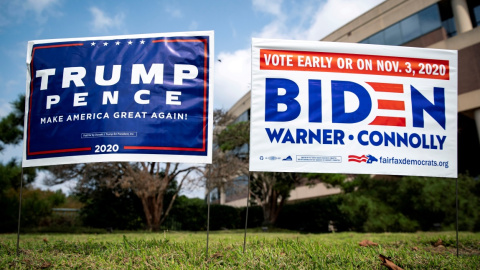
[209,204,240,230]
[165,196,207,231]
[78,186,145,230]
[164,197,263,231]
[0,188,68,232]
[335,174,480,232]
[275,174,480,233]
[339,195,418,232]
[240,205,263,229]
[276,196,349,232]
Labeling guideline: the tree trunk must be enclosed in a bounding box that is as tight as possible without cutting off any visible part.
[261,189,286,226]
[139,195,165,231]
[261,188,275,226]
[271,194,286,225]
[151,194,164,231]
[124,162,193,231]
[140,196,153,230]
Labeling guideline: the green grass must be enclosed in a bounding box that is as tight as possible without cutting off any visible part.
[1,230,479,269]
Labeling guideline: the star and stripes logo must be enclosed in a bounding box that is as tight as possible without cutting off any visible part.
[348,154,378,164]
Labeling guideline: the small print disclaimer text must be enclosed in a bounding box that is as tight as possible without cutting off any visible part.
[81,132,137,139]
[296,155,342,163]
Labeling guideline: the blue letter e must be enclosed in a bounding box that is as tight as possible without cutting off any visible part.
[265,78,300,122]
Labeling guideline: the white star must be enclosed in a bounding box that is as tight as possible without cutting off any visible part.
[140,40,145,44]
[103,42,108,46]
[128,40,133,45]
[90,42,96,46]
[115,41,120,45]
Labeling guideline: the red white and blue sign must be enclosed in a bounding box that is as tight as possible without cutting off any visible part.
[23,31,214,167]
[250,38,457,178]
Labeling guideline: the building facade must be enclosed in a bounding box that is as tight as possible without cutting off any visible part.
[221,0,480,206]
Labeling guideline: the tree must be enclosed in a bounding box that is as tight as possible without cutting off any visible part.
[0,95,39,232]
[115,162,195,231]
[0,94,25,152]
[0,94,36,192]
[199,147,248,203]
[198,110,248,202]
[215,116,302,226]
[0,159,37,232]
[250,171,302,226]
[0,94,199,231]
[75,174,146,230]
[47,162,195,231]
[216,121,250,154]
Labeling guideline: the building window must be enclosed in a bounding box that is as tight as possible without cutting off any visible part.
[225,175,248,197]
[474,5,480,26]
[400,13,420,42]
[233,143,249,159]
[234,109,250,123]
[361,4,443,45]
[419,4,442,35]
[384,23,402,45]
[442,17,457,37]
[209,187,219,202]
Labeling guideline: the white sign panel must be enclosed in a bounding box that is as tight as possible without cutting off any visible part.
[250,38,457,178]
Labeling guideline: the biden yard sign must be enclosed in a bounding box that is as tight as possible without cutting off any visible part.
[250,38,458,178]
[23,31,214,167]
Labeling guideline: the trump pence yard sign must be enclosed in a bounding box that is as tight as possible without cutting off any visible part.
[250,38,457,178]
[23,31,214,167]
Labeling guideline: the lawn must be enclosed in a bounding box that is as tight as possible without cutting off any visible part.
[1,230,479,269]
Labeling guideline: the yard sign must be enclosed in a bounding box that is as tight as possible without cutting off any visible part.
[23,31,214,167]
[250,38,457,178]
